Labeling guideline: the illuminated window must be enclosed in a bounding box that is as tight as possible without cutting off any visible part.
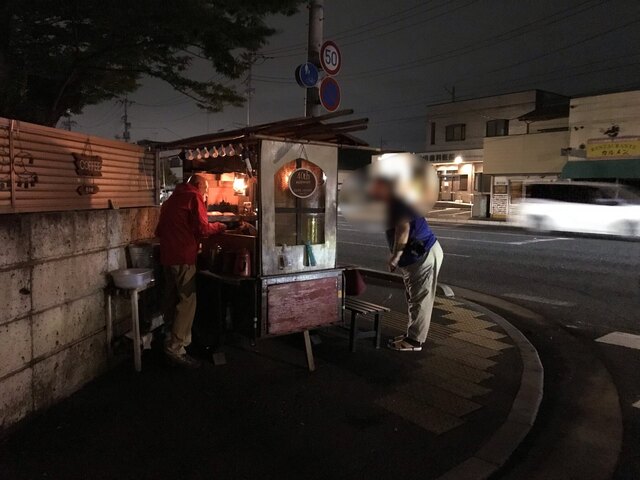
[274,159,326,246]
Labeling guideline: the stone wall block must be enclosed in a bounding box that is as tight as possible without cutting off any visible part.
[0,317,32,378]
[29,212,75,261]
[0,368,33,430]
[31,251,107,312]
[0,215,30,268]
[0,268,31,326]
[33,333,107,410]
[32,292,105,359]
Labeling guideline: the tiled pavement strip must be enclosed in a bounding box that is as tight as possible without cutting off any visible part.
[375,298,514,436]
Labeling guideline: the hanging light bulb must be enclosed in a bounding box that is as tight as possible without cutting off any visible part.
[233,175,247,195]
[211,146,219,158]
[186,150,195,161]
[195,148,203,160]
[219,145,227,157]
[203,147,210,159]
[228,144,236,156]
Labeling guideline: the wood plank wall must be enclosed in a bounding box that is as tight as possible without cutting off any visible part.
[0,117,157,214]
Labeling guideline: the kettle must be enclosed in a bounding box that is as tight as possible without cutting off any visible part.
[233,248,251,277]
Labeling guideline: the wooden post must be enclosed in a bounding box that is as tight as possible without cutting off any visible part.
[303,330,315,372]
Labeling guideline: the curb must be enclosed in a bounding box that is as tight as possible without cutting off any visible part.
[357,270,543,480]
[435,297,543,480]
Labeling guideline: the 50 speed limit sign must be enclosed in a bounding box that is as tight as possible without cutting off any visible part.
[320,40,341,76]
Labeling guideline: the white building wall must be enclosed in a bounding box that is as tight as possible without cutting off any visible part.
[484,131,570,175]
[568,90,640,160]
[425,91,539,151]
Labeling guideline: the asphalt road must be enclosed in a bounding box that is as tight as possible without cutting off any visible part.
[337,216,640,479]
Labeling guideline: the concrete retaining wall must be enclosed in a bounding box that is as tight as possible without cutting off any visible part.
[0,207,159,432]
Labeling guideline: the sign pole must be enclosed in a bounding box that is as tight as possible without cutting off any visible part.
[305,0,324,117]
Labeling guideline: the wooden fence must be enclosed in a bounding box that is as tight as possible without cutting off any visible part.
[0,117,157,214]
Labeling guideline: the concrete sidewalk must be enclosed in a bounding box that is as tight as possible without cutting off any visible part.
[0,278,541,480]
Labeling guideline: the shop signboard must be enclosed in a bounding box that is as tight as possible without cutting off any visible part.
[586,136,640,160]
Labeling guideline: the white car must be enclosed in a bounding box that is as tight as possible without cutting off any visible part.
[511,182,640,238]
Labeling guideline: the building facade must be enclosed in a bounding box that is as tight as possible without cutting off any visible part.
[561,90,640,188]
[420,90,570,216]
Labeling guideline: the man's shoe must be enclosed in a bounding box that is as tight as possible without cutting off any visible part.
[165,352,202,369]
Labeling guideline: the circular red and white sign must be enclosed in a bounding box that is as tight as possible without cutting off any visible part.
[319,77,341,112]
[320,40,341,76]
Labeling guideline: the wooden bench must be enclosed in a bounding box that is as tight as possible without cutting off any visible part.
[344,297,390,352]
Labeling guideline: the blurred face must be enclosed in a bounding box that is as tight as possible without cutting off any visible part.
[368,178,392,201]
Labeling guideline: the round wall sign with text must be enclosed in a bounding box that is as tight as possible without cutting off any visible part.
[289,168,318,198]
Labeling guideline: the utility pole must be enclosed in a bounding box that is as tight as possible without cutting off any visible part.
[305,0,324,117]
[117,97,133,142]
[61,109,76,131]
[445,85,456,103]
[245,56,255,127]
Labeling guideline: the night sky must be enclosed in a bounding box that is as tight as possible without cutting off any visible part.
[67,0,640,152]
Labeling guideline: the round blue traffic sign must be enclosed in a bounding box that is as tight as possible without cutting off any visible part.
[295,62,319,88]
[319,77,341,112]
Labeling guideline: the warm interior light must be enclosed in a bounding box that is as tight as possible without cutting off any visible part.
[454,155,463,164]
[196,148,203,160]
[220,145,227,157]
[203,147,210,159]
[233,175,247,195]
[211,146,219,158]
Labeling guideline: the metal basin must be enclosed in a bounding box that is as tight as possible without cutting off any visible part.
[110,268,153,290]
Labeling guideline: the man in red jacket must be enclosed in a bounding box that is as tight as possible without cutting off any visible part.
[155,174,226,368]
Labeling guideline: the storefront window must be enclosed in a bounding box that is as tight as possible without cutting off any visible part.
[274,159,326,246]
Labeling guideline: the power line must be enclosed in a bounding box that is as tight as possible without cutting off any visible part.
[263,0,449,55]
[366,61,640,127]
[358,52,640,116]
[341,0,609,80]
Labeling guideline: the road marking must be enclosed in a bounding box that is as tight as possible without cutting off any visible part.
[510,237,572,245]
[436,235,570,246]
[338,240,387,248]
[596,332,640,350]
[503,293,576,307]
[429,208,460,213]
[338,241,470,258]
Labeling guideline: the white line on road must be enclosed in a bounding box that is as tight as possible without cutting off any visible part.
[596,332,640,351]
[338,240,470,258]
[511,237,572,245]
[436,235,570,245]
[338,241,387,248]
[503,293,577,307]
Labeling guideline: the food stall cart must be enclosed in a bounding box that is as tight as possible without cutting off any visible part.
[157,111,372,369]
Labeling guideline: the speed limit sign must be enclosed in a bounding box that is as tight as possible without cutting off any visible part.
[320,40,341,76]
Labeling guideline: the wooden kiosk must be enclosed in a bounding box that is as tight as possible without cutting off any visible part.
[158,112,371,369]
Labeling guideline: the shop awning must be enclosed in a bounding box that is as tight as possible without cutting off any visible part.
[560,159,640,179]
